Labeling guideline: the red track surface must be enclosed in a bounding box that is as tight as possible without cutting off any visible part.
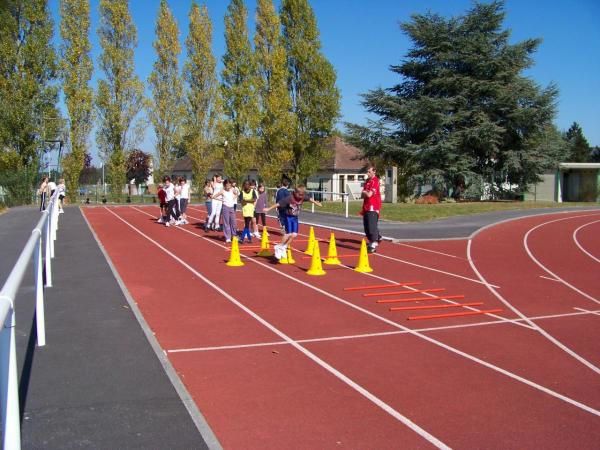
[83,205,600,449]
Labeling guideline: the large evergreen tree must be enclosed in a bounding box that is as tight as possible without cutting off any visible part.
[183,2,220,187]
[346,1,564,198]
[60,0,94,203]
[149,0,184,180]
[0,0,60,204]
[281,0,340,183]
[220,0,259,182]
[254,0,295,185]
[565,122,591,163]
[96,0,145,199]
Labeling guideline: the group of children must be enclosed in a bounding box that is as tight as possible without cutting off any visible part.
[156,174,322,260]
[38,177,66,213]
[157,176,190,227]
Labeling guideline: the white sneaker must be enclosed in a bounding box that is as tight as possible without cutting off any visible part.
[165,222,170,227]
[59,209,64,214]
[226,239,231,243]
[254,232,261,238]
[274,244,283,260]
[157,217,164,223]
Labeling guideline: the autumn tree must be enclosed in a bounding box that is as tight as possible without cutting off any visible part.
[220,0,259,182]
[0,0,60,204]
[96,0,145,199]
[254,0,295,185]
[149,0,184,180]
[183,2,220,188]
[280,0,340,183]
[60,0,94,203]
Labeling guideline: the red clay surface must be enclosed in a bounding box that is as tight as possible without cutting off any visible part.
[83,205,600,449]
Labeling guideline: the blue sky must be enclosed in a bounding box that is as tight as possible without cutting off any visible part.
[49,0,600,164]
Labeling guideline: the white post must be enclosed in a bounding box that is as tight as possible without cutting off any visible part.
[0,303,22,450]
[34,236,46,347]
[102,163,106,195]
[44,212,52,287]
[345,192,349,218]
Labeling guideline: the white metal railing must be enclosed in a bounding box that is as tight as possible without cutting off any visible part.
[0,192,60,450]
[266,188,351,218]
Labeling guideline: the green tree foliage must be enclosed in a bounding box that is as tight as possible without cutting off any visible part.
[60,0,94,203]
[149,0,184,180]
[126,149,152,185]
[346,1,564,198]
[565,122,591,163]
[220,0,260,182]
[183,2,220,188]
[0,0,59,204]
[254,0,295,185]
[280,0,340,183]
[96,0,145,200]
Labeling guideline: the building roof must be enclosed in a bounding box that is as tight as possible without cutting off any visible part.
[559,162,600,170]
[171,136,367,174]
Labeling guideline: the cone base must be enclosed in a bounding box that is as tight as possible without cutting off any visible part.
[354,266,372,273]
[226,260,245,267]
[324,258,342,265]
[307,269,326,276]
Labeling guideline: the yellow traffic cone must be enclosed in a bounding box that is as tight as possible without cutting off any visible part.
[226,236,245,267]
[279,245,296,265]
[307,240,326,276]
[257,226,272,257]
[324,232,342,265]
[304,226,316,255]
[354,239,373,273]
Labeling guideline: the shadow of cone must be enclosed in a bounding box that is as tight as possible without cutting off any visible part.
[324,231,342,265]
[304,226,315,255]
[226,237,245,267]
[307,240,326,276]
[354,239,373,273]
[257,226,272,257]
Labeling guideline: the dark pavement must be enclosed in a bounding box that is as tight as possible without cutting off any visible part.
[2,203,599,448]
[1,207,218,449]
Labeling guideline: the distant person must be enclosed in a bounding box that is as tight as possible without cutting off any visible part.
[264,185,322,260]
[206,174,223,231]
[157,183,167,223]
[254,183,268,237]
[211,179,237,243]
[203,180,213,221]
[38,176,49,211]
[57,178,66,213]
[179,176,190,225]
[239,180,257,243]
[47,179,57,198]
[361,166,382,253]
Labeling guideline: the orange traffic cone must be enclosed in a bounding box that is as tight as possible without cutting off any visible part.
[307,240,326,276]
[354,239,373,273]
[257,226,272,257]
[324,232,342,265]
[304,226,316,255]
[226,236,244,267]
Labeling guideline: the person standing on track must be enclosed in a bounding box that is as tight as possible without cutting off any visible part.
[254,183,268,237]
[264,185,322,260]
[38,176,49,211]
[361,166,382,253]
[163,176,180,227]
[157,183,167,223]
[211,179,237,243]
[239,180,257,243]
[206,174,223,231]
[179,176,190,225]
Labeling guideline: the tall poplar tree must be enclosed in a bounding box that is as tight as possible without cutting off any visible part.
[0,0,59,204]
[221,0,259,182]
[96,0,145,199]
[280,0,340,183]
[149,0,184,180]
[254,0,294,185]
[183,2,220,187]
[60,0,94,202]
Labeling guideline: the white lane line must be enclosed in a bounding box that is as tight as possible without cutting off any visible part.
[539,275,561,282]
[467,216,600,376]
[169,308,600,354]
[523,214,600,306]
[128,206,600,418]
[574,307,600,317]
[573,220,600,264]
[107,207,451,449]
[398,243,465,259]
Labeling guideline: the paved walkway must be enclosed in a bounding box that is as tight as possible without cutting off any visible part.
[1,203,598,448]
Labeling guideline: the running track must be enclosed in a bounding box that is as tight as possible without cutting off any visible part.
[83,205,600,449]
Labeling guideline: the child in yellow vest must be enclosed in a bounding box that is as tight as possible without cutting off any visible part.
[240,180,257,243]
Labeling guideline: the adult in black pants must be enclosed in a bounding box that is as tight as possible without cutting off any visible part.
[361,166,382,253]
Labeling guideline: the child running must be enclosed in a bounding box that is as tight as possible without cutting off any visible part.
[239,180,257,243]
[211,179,237,243]
[264,184,322,259]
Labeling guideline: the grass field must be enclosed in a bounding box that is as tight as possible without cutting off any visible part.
[317,200,596,222]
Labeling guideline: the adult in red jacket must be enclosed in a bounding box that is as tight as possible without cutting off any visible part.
[361,166,382,253]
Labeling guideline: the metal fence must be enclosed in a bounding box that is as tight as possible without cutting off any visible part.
[0,192,60,449]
